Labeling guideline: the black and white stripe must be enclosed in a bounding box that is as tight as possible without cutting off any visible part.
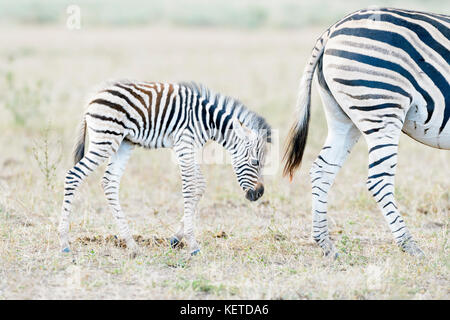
[284,7,449,258]
[60,80,271,256]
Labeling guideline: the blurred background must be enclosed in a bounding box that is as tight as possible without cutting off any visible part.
[1,0,448,28]
[0,0,448,299]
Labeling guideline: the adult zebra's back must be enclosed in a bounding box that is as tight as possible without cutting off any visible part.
[284,8,449,258]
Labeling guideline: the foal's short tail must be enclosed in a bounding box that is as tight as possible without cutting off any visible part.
[283,31,329,180]
[73,116,87,164]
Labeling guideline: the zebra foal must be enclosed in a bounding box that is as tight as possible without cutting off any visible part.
[60,80,271,256]
[284,8,449,258]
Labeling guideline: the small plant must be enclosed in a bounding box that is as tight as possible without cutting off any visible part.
[161,249,187,268]
[338,234,368,265]
[348,191,374,211]
[268,226,287,241]
[191,278,225,294]
[31,124,62,191]
[417,184,449,215]
[3,71,47,126]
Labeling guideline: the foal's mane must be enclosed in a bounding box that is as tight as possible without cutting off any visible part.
[180,81,272,143]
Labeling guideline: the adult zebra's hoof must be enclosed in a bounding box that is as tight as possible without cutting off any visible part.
[190,249,200,256]
[413,250,425,259]
[170,237,180,248]
[402,240,425,258]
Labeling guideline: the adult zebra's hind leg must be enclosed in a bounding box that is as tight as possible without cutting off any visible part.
[310,75,361,258]
[101,141,138,258]
[363,128,424,257]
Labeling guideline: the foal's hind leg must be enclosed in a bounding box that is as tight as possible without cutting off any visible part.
[59,136,119,252]
[101,141,138,257]
[310,76,361,258]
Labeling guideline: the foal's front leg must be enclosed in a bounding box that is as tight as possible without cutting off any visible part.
[170,163,205,252]
[172,144,202,255]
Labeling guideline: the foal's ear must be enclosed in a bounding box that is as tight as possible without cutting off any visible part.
[232,118,256,141]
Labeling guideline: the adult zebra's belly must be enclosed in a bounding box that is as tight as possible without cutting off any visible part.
[402,107,450,149]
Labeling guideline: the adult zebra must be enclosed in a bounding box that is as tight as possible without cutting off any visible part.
[60,80,270,257]
[284,7,449,258]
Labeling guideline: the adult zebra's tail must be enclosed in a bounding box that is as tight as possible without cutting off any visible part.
[73,116,87,164]
[283,31,329,180]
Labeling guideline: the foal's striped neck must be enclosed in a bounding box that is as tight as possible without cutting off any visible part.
[179,82,270,149]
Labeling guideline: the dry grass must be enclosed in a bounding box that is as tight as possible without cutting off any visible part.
[0,25,448,300]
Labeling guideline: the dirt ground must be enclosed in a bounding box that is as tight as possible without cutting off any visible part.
[0,25,448,299]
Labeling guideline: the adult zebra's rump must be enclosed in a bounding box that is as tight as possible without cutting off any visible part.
[284,7,449,258]
[60,80,271,257]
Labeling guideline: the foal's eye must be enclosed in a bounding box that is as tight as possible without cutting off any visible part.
[251,159,259,166]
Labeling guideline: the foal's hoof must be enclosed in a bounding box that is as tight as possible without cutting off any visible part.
[127,242,140,259]
[324,249,339,260]
[190,249,200,256]
[318,238,338,260]
[170,237,180,248]
[329,251,339,260]
[128,249,140,259]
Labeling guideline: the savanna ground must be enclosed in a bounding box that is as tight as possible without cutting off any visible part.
[0,1,449,300]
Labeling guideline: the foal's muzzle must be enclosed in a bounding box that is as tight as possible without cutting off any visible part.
[245,183,264,202]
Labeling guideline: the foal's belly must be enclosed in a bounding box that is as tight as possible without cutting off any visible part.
[125,131,174,149]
